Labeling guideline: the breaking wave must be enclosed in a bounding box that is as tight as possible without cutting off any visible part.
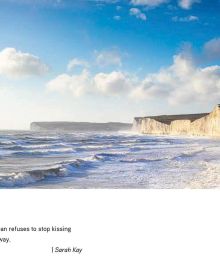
[120,158,168,163]
[1,131,220,188]
[0,157,99,187]
[172,147,205,160]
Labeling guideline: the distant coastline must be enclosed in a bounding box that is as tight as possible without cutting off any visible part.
[30,122,132,132]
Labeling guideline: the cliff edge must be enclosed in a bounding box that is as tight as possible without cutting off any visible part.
[132,105,220,137]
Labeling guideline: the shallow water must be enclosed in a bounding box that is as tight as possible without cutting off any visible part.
[0,130,220,188]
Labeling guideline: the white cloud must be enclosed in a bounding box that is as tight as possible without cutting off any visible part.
[129,8,147,21]
[95,49,122,67]
[46,69,91,97]
[172,15,199,22]
[47,47,220,106]
[178,0,200,10]
[47,70,132,97]
[132,54,220,105]
[0,48,49,78]
[92,0,119,5]
[94,71,132,95]
[130,0,168,7]
[67,58,89,71]
[113,15,121,20]
[204,38,220,60]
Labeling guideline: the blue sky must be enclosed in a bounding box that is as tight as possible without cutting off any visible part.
[0,0,220,129]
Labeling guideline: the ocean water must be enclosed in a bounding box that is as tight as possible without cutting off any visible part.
[0,130,220,188]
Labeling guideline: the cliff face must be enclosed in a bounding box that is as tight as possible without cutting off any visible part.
[30,122,132,132]
[133,105,220,137]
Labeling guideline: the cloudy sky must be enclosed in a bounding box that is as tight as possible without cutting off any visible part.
[0,0,220,129]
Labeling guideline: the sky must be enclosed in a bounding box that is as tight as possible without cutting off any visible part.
[0,0,220,129]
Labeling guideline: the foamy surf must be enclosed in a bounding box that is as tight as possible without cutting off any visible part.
[0,130,220,188]
[0,157,99,187]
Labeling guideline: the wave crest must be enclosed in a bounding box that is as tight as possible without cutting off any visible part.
[0,157,98,187]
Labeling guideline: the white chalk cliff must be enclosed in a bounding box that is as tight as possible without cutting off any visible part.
[133,105,220,137]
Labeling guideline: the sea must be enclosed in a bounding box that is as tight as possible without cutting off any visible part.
[0,130,220,188]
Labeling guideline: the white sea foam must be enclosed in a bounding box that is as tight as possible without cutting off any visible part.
[0,131,220,188]
[0,157,99,187]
